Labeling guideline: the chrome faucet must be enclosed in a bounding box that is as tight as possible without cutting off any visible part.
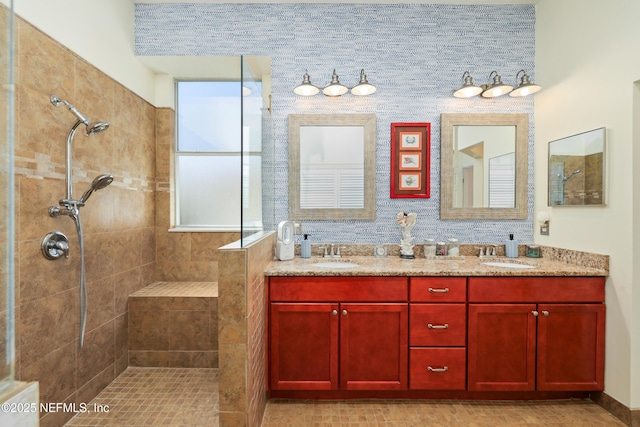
[321,244,346,258]
[478,245,497,258]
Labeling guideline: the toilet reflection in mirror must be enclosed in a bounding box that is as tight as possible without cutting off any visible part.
[548,127,606,206]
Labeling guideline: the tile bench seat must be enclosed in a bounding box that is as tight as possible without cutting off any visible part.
[128,282,218,368]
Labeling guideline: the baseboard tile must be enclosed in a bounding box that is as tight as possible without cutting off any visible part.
[591,391,640,427]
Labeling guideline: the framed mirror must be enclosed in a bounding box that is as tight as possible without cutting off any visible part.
[288,114,376,220]
[548,127,605,206]
[440,113,528,219]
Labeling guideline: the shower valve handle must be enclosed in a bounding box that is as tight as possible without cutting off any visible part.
[41,231,70,260]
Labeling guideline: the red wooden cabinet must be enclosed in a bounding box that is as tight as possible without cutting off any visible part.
[268,277,409,391]
[537,303,605,391]
[467,277,606,392]
[270,303,339,390]
[409,277,467,390]
[467,303,537,391]
[340,303,408,390]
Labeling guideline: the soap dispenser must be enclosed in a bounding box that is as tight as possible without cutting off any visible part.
[506,233,518,258]
[301,234,311,259]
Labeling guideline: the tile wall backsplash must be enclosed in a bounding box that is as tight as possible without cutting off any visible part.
[135,3,536,245]
[14,17,157,427]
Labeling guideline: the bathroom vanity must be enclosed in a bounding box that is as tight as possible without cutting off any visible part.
[264,254,607,399]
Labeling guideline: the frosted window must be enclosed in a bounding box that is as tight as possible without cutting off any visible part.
[177,81,241,152]
[177,156,240,226]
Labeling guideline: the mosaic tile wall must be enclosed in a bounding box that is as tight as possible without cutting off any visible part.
[135,3,536,245]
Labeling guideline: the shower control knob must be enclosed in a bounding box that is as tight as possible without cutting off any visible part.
[41,231,70,260]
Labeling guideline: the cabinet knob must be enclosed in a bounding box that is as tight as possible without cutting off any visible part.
[427,323,449,329]
[332,310,338,316]
[428,287,450,293]
[542,310,549,316]
[532,310,539,317]
[427,366,449,373]
[342,310,348,316]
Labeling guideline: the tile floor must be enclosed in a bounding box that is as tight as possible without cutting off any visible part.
[64,367,218,426]
[65,367,625,427]
[261,399,627,426]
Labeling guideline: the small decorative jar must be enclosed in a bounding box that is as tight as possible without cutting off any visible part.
[436,241,447,256]
[447,238,460,257]
[526,244,540,258]
[424,239,437,257]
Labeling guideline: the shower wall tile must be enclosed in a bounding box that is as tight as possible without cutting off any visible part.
[85,276,115,332]
[18,289,77,368]
[13,17,157,426]
[77,320,115,388]
[75,364,115,411]
[20,340,76,407]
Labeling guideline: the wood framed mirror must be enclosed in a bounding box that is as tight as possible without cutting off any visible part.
[440,113,528,219]
[288,114,376,220]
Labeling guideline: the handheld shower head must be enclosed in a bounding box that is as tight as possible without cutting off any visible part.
[80,174,114,204]
[50,94,110,136]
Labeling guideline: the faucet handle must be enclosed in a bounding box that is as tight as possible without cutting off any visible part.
[336,246,346,257]
[478,247,485,257]
[318,246,328,257]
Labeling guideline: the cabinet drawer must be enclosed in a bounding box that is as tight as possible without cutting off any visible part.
[410,304,466,346]
[269,276,408,302]
[468,277,605,303]
[410,348,466,390]
[410,277,466,302]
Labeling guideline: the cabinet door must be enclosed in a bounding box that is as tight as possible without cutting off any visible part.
[537,304,605,391]
[468,304,537,391]
[340,303,408,390]
[270,303,339,390]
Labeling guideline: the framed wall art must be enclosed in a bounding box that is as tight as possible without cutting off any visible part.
[390,122,431,198]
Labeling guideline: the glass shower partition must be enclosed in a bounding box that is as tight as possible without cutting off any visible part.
[240,56,273,245]
[0,0,16,391]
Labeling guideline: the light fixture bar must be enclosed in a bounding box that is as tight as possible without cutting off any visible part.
[453,69,540,99]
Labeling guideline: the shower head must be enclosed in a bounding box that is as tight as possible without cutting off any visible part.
[559,169,582,182]
[87,122,110,135]
[80,174,114,204]
[50,94,110,136]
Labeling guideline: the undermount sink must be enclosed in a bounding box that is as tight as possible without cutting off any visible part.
[312,261,359,269]
[481,261,536,269]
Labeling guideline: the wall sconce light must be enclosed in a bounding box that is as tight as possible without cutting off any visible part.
[537,211,550,236]
[294,69,376,97]
[453,69,541,98]
[510,69,542,97]
[293,70,320,96]
[323,69,349,96]
[453,71,483,98]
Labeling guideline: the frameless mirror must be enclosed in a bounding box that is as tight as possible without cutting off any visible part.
[548,127,605,206]
[440,113,528,219]
[288,114,376,220]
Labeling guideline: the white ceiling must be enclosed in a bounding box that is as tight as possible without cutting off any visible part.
[136,0,540,4]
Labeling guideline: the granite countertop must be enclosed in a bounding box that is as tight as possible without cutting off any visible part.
[264,255,608,277]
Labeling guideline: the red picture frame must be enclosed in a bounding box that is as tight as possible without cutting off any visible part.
[390,122,431,198]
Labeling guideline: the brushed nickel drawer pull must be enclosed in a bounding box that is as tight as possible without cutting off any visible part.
[427,366,449,373]
[342,310,348,316]
[427,323,449,329]
[542,310,549,316]
[332,310,338,316]
[532,310,539,317]
[428,287,450,293]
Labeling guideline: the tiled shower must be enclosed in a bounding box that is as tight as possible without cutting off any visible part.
[10,14,235,427]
